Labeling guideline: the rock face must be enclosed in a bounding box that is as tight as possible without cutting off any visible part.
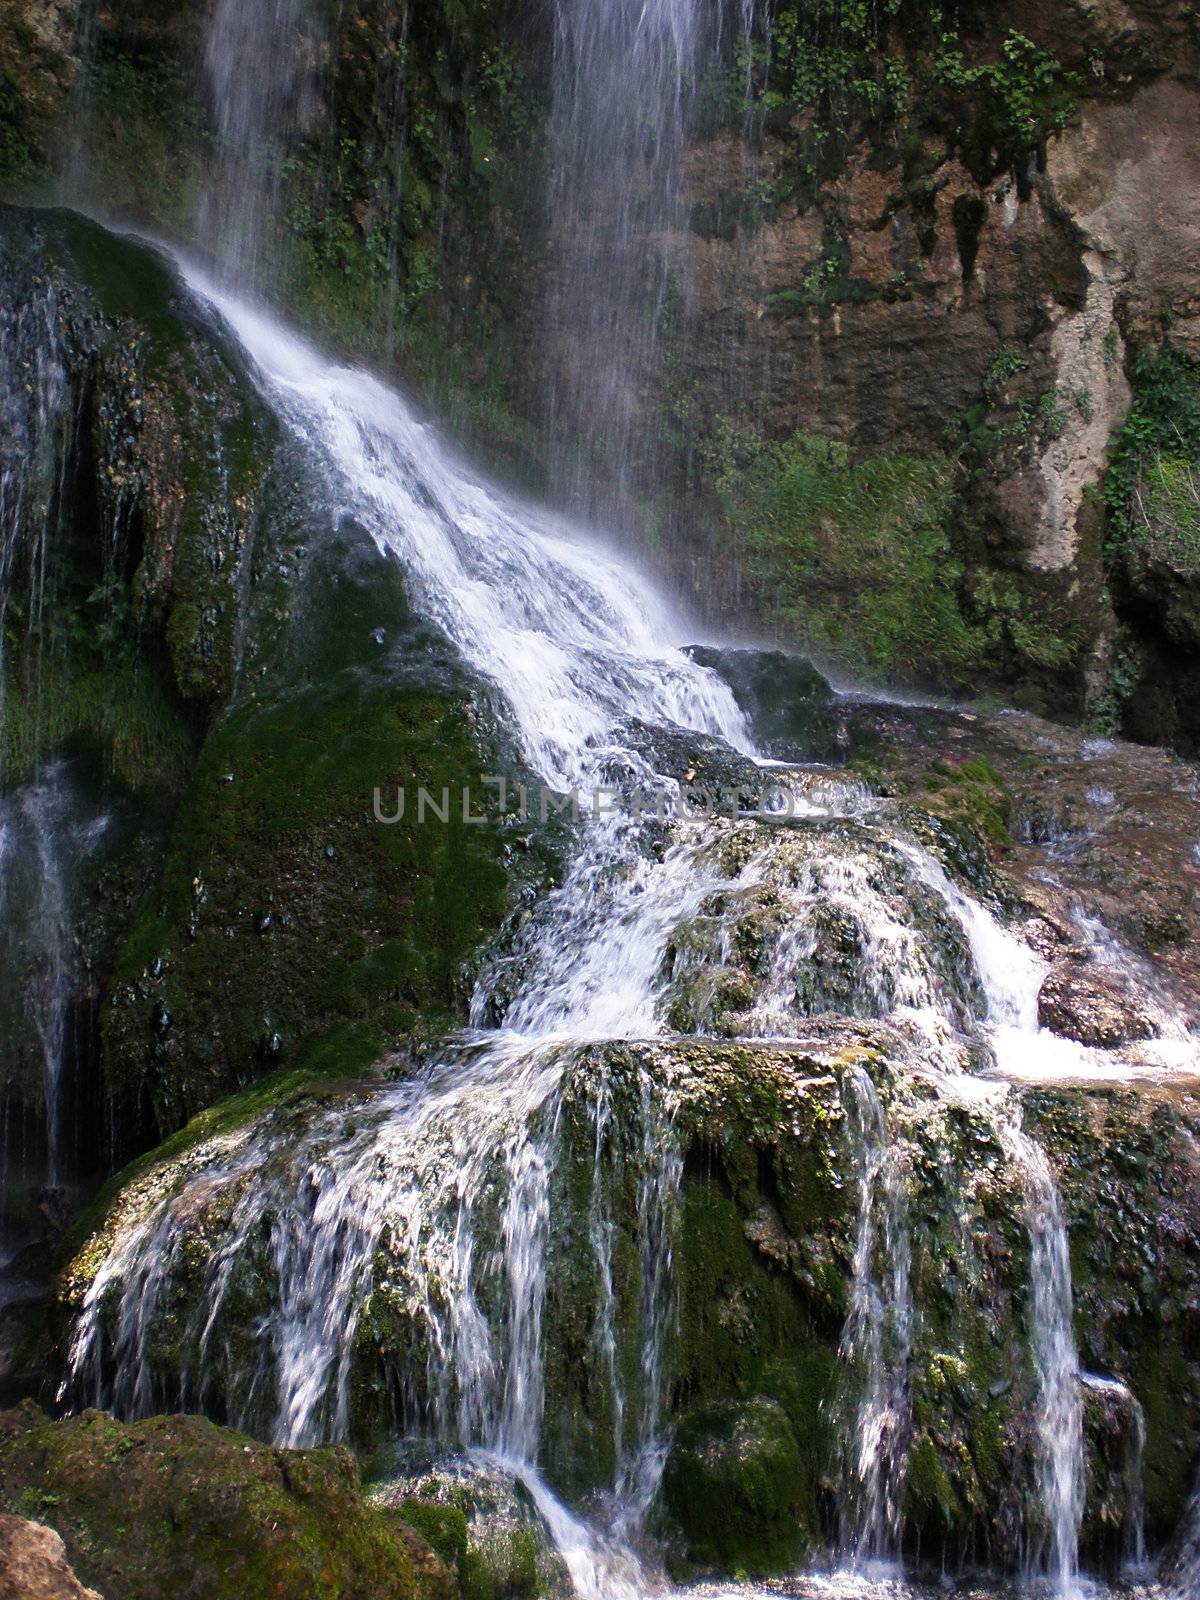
[54,1028,1200,1575]
[0,1404,451,1600]
[0,204,540,1180]
[4,3,1200,736]
[667,4,1200,734]
[0,1514,102,1600]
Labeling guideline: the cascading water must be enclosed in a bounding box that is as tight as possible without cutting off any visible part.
[58,265,1198,1593]
[836,1067,913,1567]
[54,232,1200,1596]
[1003,1125,1085,1598]
[196,0,321,287]
[35,0,1200,1591]
[0,260,113,1282]
[0,767,98,1191]
[544,0,707,521]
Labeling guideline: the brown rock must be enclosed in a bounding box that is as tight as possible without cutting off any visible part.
[1037,961,1156,1047]
[0,1516,102,1600]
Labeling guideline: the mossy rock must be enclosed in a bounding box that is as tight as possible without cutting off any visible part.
[0,1403,452,1599]
[368,1451,569,1600]
[683,645,836,760]
[0,208,556,1143]
[662,1395,812,1573]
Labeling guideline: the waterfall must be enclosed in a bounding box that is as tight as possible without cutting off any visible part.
[544,0,708,521]
[38,0,1196,1586]
[197,0,321,287]
[1080,1374,1148,1575]
[0,263,112,1260]
[2,770,75,1189]
[59,262,1190,1591]
[1011,1128,1085,1598]
[836,1067,913,1567]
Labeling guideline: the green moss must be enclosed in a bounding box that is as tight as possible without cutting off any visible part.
[101,653,527,1131]
[60,1022,385,1290]
[704,423,980,684]
[397,1498,469,1570]
[0,651,193,794]
[905,1436,964,1532]
[0,66,33,182]
[1106,344,1200,567]
[909,758,1014,854]
[0,1407,447,1600]
[663,1396,813,1573]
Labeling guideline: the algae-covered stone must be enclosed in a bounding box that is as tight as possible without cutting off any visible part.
[683,645,836,761]
[0,1403,452,1599]
[662,1395,811,1573]
[1023,1083,1200,1554]
[0,204,555,1149]
[53,1024,1200,1576]
[369,1448,570,1600]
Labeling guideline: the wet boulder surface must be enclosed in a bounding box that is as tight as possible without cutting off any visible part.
[0,1402,452,1600]
[52,1029,1200,1579]
[0,202,546,1236]
[835,694,1200,1048]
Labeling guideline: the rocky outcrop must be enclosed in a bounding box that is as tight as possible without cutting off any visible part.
[52,1027,1200,1575]
[0,206,543,1171]
[0,1404,452,1600]
[0,1514,101,1600]
[669,3,1200,732]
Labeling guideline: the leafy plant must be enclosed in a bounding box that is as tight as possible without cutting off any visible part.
[705,423,982,681]
[1105,344,1200,567]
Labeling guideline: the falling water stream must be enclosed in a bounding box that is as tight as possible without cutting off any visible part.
[27,0,1200,1595]
[545,0,707,519]
[59,262,1195,1598]
[0,261,114,1284]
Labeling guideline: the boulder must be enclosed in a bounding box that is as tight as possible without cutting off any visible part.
[0,1406,451,1600]
[0,1515,101,1600]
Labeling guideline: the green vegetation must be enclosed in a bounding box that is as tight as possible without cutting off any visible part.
[701,3,1078,190]
[0,67,32,181]
[100,650,534,1134]
[0,650,193,792]
[926,18,1080,177]
[692,411,1083,689]
[395,1497,546,1600]
[1105,343,1200,573]
[0,1407,449,1600]
[704,423,978,681]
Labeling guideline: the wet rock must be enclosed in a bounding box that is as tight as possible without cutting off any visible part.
[56,1031,1200,1572]
[838,695,1200,1034]
[0,1515,101,1600]
[1037,962,1156,1047]
[683,646,836,761]
[0,1406,451,1600]
[369,1449,570,1600]
[662,1396,812,1574]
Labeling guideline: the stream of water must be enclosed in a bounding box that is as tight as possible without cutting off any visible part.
[29,0,1200,1595]
[545,0,707,521]
[58,260,1200,1597]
